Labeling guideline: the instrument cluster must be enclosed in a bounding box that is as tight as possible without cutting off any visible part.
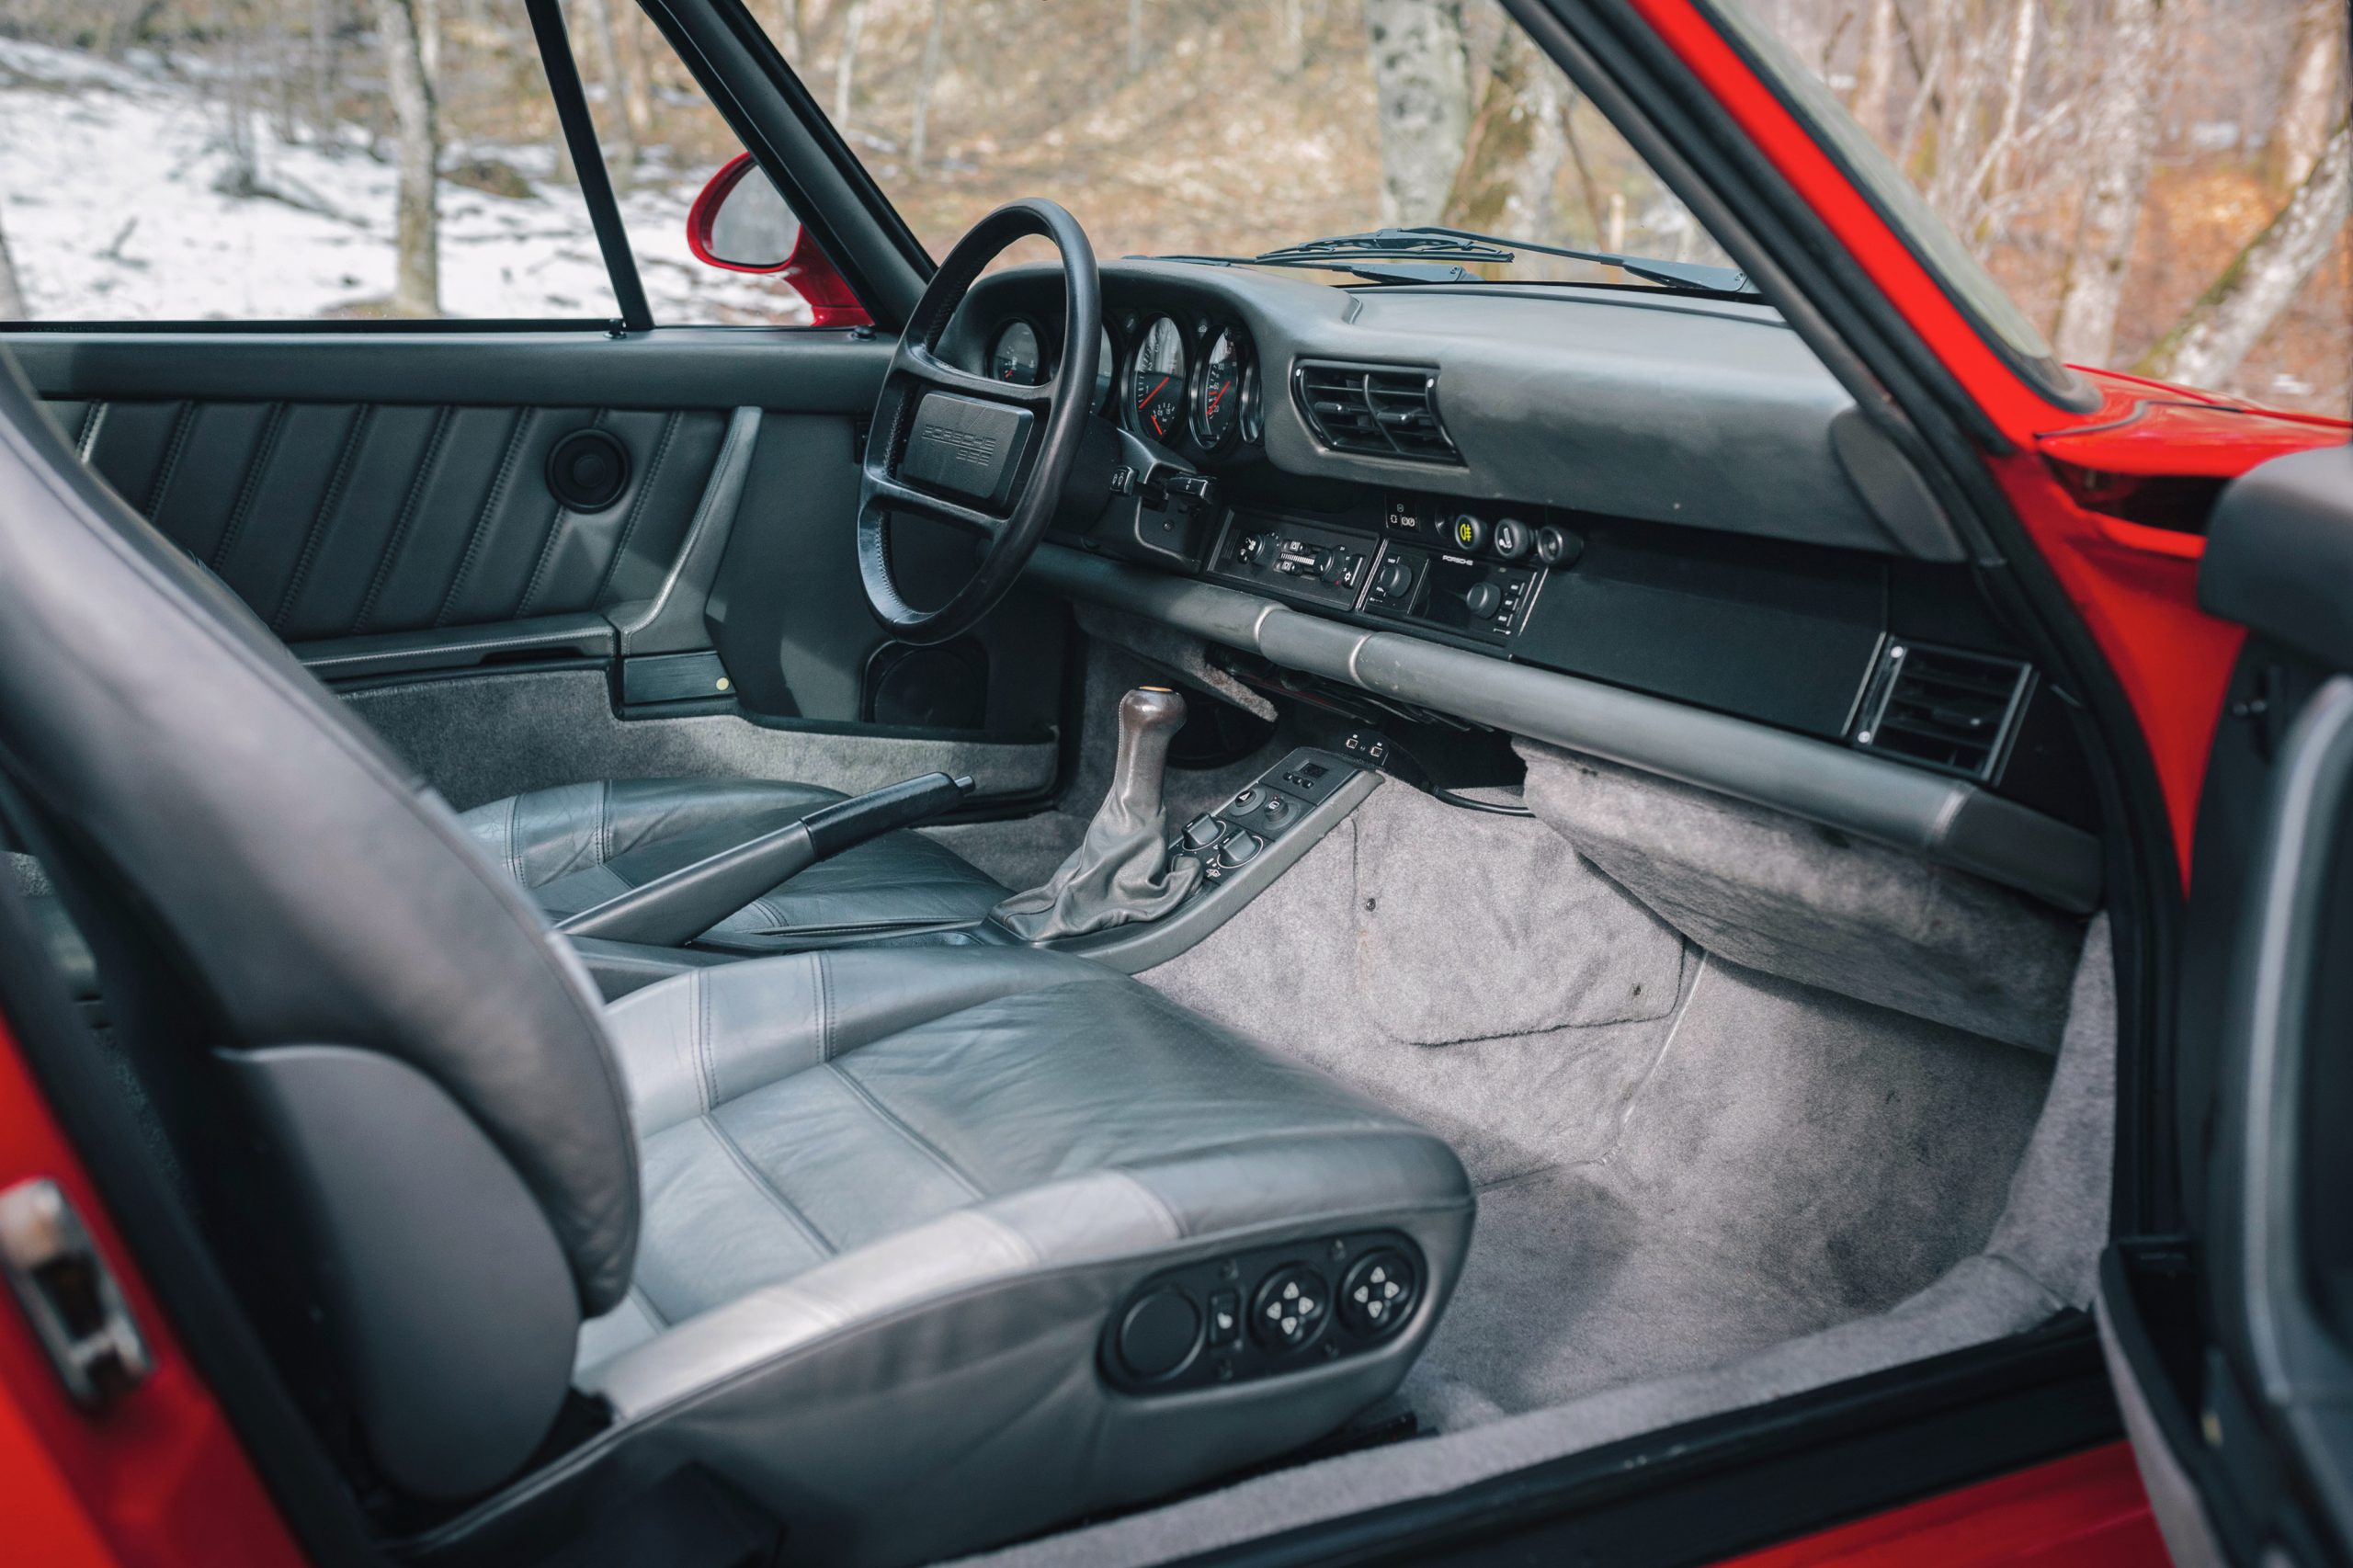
[983,308,1263,461]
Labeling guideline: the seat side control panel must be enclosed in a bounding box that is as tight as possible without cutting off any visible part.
[1170,747,1355,882]
[1101,1231,1427,1392]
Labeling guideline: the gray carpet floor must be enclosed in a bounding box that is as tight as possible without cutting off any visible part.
[1143,781,2056,1425]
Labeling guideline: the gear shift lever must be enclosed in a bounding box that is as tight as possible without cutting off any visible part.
[993,687,1206,940]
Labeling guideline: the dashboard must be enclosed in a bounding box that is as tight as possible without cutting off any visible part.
[938,260,2098,869]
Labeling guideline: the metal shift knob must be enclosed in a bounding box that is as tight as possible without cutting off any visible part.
[1108,686,1187,817]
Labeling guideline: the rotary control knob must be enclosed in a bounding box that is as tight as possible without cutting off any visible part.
[1448,513,1488,553]
[1214,830,1264,869]
[1534,524,1584,569]
[1491,517,1531,562]
[1374,558,1415,599]
[1239,532,1280,567]
[1464,581,1504,619]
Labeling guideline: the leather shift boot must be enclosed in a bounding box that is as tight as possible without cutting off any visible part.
[993,687,1205,940]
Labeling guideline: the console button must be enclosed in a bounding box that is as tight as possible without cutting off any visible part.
[1534,524,1584,568]
[1215,830,1264,869]
[1118,1288,1203,1380]
[1251,1265,1329,1352]
[1207,1290,1242,1349]
[1339,1250,1417,1338]
[1239,532,1279,567]
[1260,796,1290,825]
[1491,517,1531,561]
[1449,513,1488,553]
[1374,557,1415,600]
[1463,581,1503,619]
[1180,814,1227,851]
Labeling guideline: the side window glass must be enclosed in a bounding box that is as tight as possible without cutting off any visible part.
[573,7,841,324]
[0,5,619,323]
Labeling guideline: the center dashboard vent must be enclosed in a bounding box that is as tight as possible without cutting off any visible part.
[1851,641,2033,782]
[1291,361,1460,464]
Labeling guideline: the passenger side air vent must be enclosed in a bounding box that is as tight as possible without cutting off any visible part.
[1291,361,1460,464]
[1850,642,2033,782]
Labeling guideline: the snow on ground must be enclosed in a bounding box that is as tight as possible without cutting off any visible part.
[0,38,808,325]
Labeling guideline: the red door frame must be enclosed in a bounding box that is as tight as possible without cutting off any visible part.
[0,1011,304,1568]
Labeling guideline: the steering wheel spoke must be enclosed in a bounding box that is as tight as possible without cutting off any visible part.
[866,472,1006,540]
[857,199,1101,646]
[896,342,1056,413]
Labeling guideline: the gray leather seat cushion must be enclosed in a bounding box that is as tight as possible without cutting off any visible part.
[460,778,1009,950]
[428,947,1474,1567]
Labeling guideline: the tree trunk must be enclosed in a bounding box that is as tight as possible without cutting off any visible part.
[2139,117,2350,391]
[1559,92,1608,244]
[773,0,804,62]
[1363,0,1472,227]
[1128,0,1145,76]
[2050,0,2163,365]
[618,8,654,143]
[375,0,440,317]
[1441,27,1565,243]
[1851,0,1899,145]
[312,0,335,143]
[574,0,637,176]
[909,0,947,174]
[0,210,28,320]
[1275,0,1307,78]
[2262,0,2345,190]
[1941,0,2037,226]
[833,0,867,131]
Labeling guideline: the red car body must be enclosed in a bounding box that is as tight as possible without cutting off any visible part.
[2,0,2343,1562]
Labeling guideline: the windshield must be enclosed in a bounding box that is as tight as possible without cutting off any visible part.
[756,0,1736,288]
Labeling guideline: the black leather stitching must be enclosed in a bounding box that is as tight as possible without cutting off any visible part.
[143,401,197,517]
[354,403,454,633]
[438,405,535,629]
[590,409,679,607]
[272,403,374,631]
[211,401,285,572]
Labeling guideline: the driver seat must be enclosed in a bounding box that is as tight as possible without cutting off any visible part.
[458,777,1011,949]
[0,355,1472,1565]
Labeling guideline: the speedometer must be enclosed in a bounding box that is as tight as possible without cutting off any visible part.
[1192,328,1245,447]
[1131,316,1188,441]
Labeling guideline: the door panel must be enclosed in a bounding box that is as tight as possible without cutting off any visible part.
[5,332,1069,809]
[57,398,728,642]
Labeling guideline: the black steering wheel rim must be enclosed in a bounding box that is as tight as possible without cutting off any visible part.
[857,199,1100,646]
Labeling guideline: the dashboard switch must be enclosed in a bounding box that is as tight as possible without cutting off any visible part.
[1449,513,1488,553]
[1214,830,1264,869]
[1180,813,1227,851]
[1534,524,1584,569]
[1463,581,1503,619]
[1491,517,1531,562]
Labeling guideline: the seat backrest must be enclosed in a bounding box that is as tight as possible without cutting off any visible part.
[0,354,636,1497]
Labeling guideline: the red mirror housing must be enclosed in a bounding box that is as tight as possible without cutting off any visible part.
[686,153,872,329]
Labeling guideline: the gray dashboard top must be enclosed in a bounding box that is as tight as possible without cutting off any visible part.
[960,258,1948,558]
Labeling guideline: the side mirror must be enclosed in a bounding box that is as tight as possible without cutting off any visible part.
[686,153,872,328]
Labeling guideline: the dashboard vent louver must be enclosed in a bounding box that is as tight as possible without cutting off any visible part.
[1292,361,1460,464]
[1851,642,2032,782]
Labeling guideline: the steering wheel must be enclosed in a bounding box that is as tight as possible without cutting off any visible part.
[858,199,1101,645]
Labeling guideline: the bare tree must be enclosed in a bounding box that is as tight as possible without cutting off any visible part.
[1850,0,1899,144]
[2050,0,2164,364]
[374,0,440,316]
[1274,0,1307,78]
[772,0,805,62]
[1363,0,1472,226]
[2140,118,2351,391]
[909,0,947,173]
[1441,26,1565,241]
[0,211,28,320]
[311,0,336,142]
[833,0,867,130]
[2263,0,2346,189]
[573,0,639,175]
[1128,0,1146,76]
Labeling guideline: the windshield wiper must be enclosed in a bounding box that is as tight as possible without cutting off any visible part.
[1150,251,1487,286]
[1228,225,1756,294]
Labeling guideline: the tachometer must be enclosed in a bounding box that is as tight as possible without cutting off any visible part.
[1131,316,1188,441]
[1192,328,1245,447]
[989,320,1043,385]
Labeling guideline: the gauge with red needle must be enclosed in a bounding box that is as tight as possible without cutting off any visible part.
[1131,316,1188,441]
[1192,328,1244,447]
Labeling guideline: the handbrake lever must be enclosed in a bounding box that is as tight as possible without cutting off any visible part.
[555,771,975,949]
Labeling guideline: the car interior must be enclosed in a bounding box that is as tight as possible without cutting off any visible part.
[0,11,2128,1568]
